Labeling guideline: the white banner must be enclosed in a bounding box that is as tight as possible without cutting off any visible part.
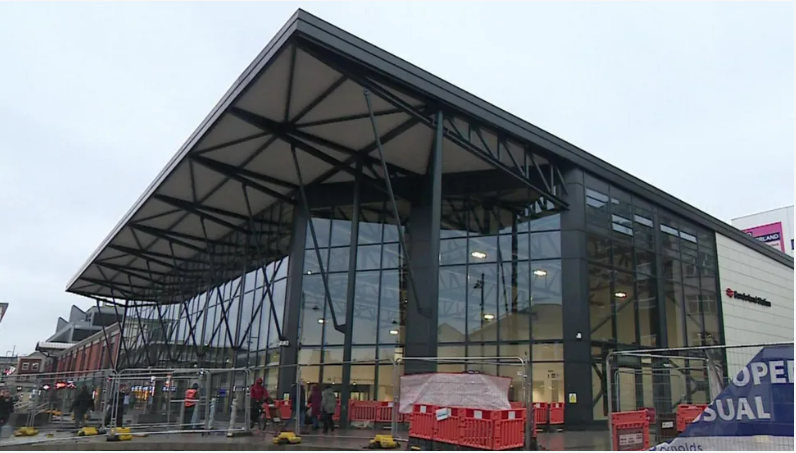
[651,436,794,451]
[399,373,511,414]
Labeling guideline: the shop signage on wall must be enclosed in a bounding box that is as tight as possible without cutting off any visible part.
[725,288,771,307]
[743,222,785,253]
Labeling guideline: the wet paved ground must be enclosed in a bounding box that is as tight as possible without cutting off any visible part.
[0,427,611,450]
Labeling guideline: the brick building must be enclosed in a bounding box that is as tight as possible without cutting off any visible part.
[55,323,121,374]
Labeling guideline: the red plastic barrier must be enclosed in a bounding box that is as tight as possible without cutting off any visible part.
[611,410,650,451]
[350,400,381,422]
[263,400,292,420]
[333,402,341,422]
[409,405,436,440]
[279,401,292,420]
[375,402,395,423]
[549,402,564,425]
[509,401,525,409]
[676,404,707,432]
[459,417,525,450]
[533,402,549,426]
[460,408,525,421]
[434,407,462,445]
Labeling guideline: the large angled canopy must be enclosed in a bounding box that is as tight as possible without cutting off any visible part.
[67,9,791,303]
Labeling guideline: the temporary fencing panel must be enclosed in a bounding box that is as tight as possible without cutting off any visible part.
[108,367,250,436]
[607,342,795,451]
[4,370,115,432]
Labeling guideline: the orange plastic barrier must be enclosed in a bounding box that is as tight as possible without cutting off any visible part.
[279,401,291,420]
[263,400,291,420]
[676,404,707,432]
[611,410,650,451]
[459,412,525,450]
[409,405,436,440]
[373,401,393,423]
[549,402,564,425]
[434,407,463,445]
[533,402,549,426]
[349,400,379,422]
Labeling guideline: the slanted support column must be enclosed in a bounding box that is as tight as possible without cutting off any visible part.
[559,167,592,427]
[340,160,362,427]
[404,110,444,375]
[277,201,308,398]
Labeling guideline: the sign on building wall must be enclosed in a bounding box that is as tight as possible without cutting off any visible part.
[743,222,785,253]
[0,303,7,324]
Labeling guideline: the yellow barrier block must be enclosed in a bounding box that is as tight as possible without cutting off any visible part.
[14,427,39,437]
[107,427,133,442]
[272,431,302,445]
[368,434,399,449]
[78,427,99,437]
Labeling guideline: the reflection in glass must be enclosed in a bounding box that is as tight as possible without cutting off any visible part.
[531,259,562,340]
[438,266,467,343]
[589,266,613,342]
[498,262,529,342]
[614,271,636,344]
[467,264,498,342]
[468,236,498,264]
[636,276,657,347]
[352,272,379,345]
[440,239,468,265]
[530,231,561,259]
[356,245,382,271]
[379,271,402,345]
[306,218,331,249]
[665,282,686,348]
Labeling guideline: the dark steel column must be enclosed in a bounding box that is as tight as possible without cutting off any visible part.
[651,208,673,414]
[559,167,593,427]
[404,110,444,375]
[277,201,308,398]
[340,159,362,427]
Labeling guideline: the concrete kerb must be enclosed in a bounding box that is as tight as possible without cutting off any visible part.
[1,437,360,451]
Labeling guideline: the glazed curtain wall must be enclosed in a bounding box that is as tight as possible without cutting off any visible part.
[296,195,565,403]
[117,255,289,371]
[584,174,722,420]
[299,202,407,401]
[438,196,564,404]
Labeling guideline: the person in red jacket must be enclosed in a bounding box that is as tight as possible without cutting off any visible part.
[250,377,269,429]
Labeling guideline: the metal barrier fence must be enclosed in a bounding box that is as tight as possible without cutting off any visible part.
[2,357,536,448]
[108,367,251,436]
[607,342,794,451]
[1,370,115,432]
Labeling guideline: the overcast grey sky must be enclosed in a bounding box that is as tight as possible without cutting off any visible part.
[0,2,792,356]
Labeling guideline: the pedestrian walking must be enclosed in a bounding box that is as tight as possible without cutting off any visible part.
[321,385,336,434]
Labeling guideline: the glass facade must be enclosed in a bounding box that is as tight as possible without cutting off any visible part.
[114,169,728,427]
[583,175,722,420]
[299,202,406,400]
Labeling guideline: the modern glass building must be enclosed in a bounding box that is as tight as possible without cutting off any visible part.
[66,10,793,427]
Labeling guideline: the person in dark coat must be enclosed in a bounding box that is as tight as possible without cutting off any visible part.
[71,386,94,429]
[0,390,14,430]
[104,385,126,428]
[308,385,322,431]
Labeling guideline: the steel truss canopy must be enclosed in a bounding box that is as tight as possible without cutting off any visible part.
[67,9,791,302]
